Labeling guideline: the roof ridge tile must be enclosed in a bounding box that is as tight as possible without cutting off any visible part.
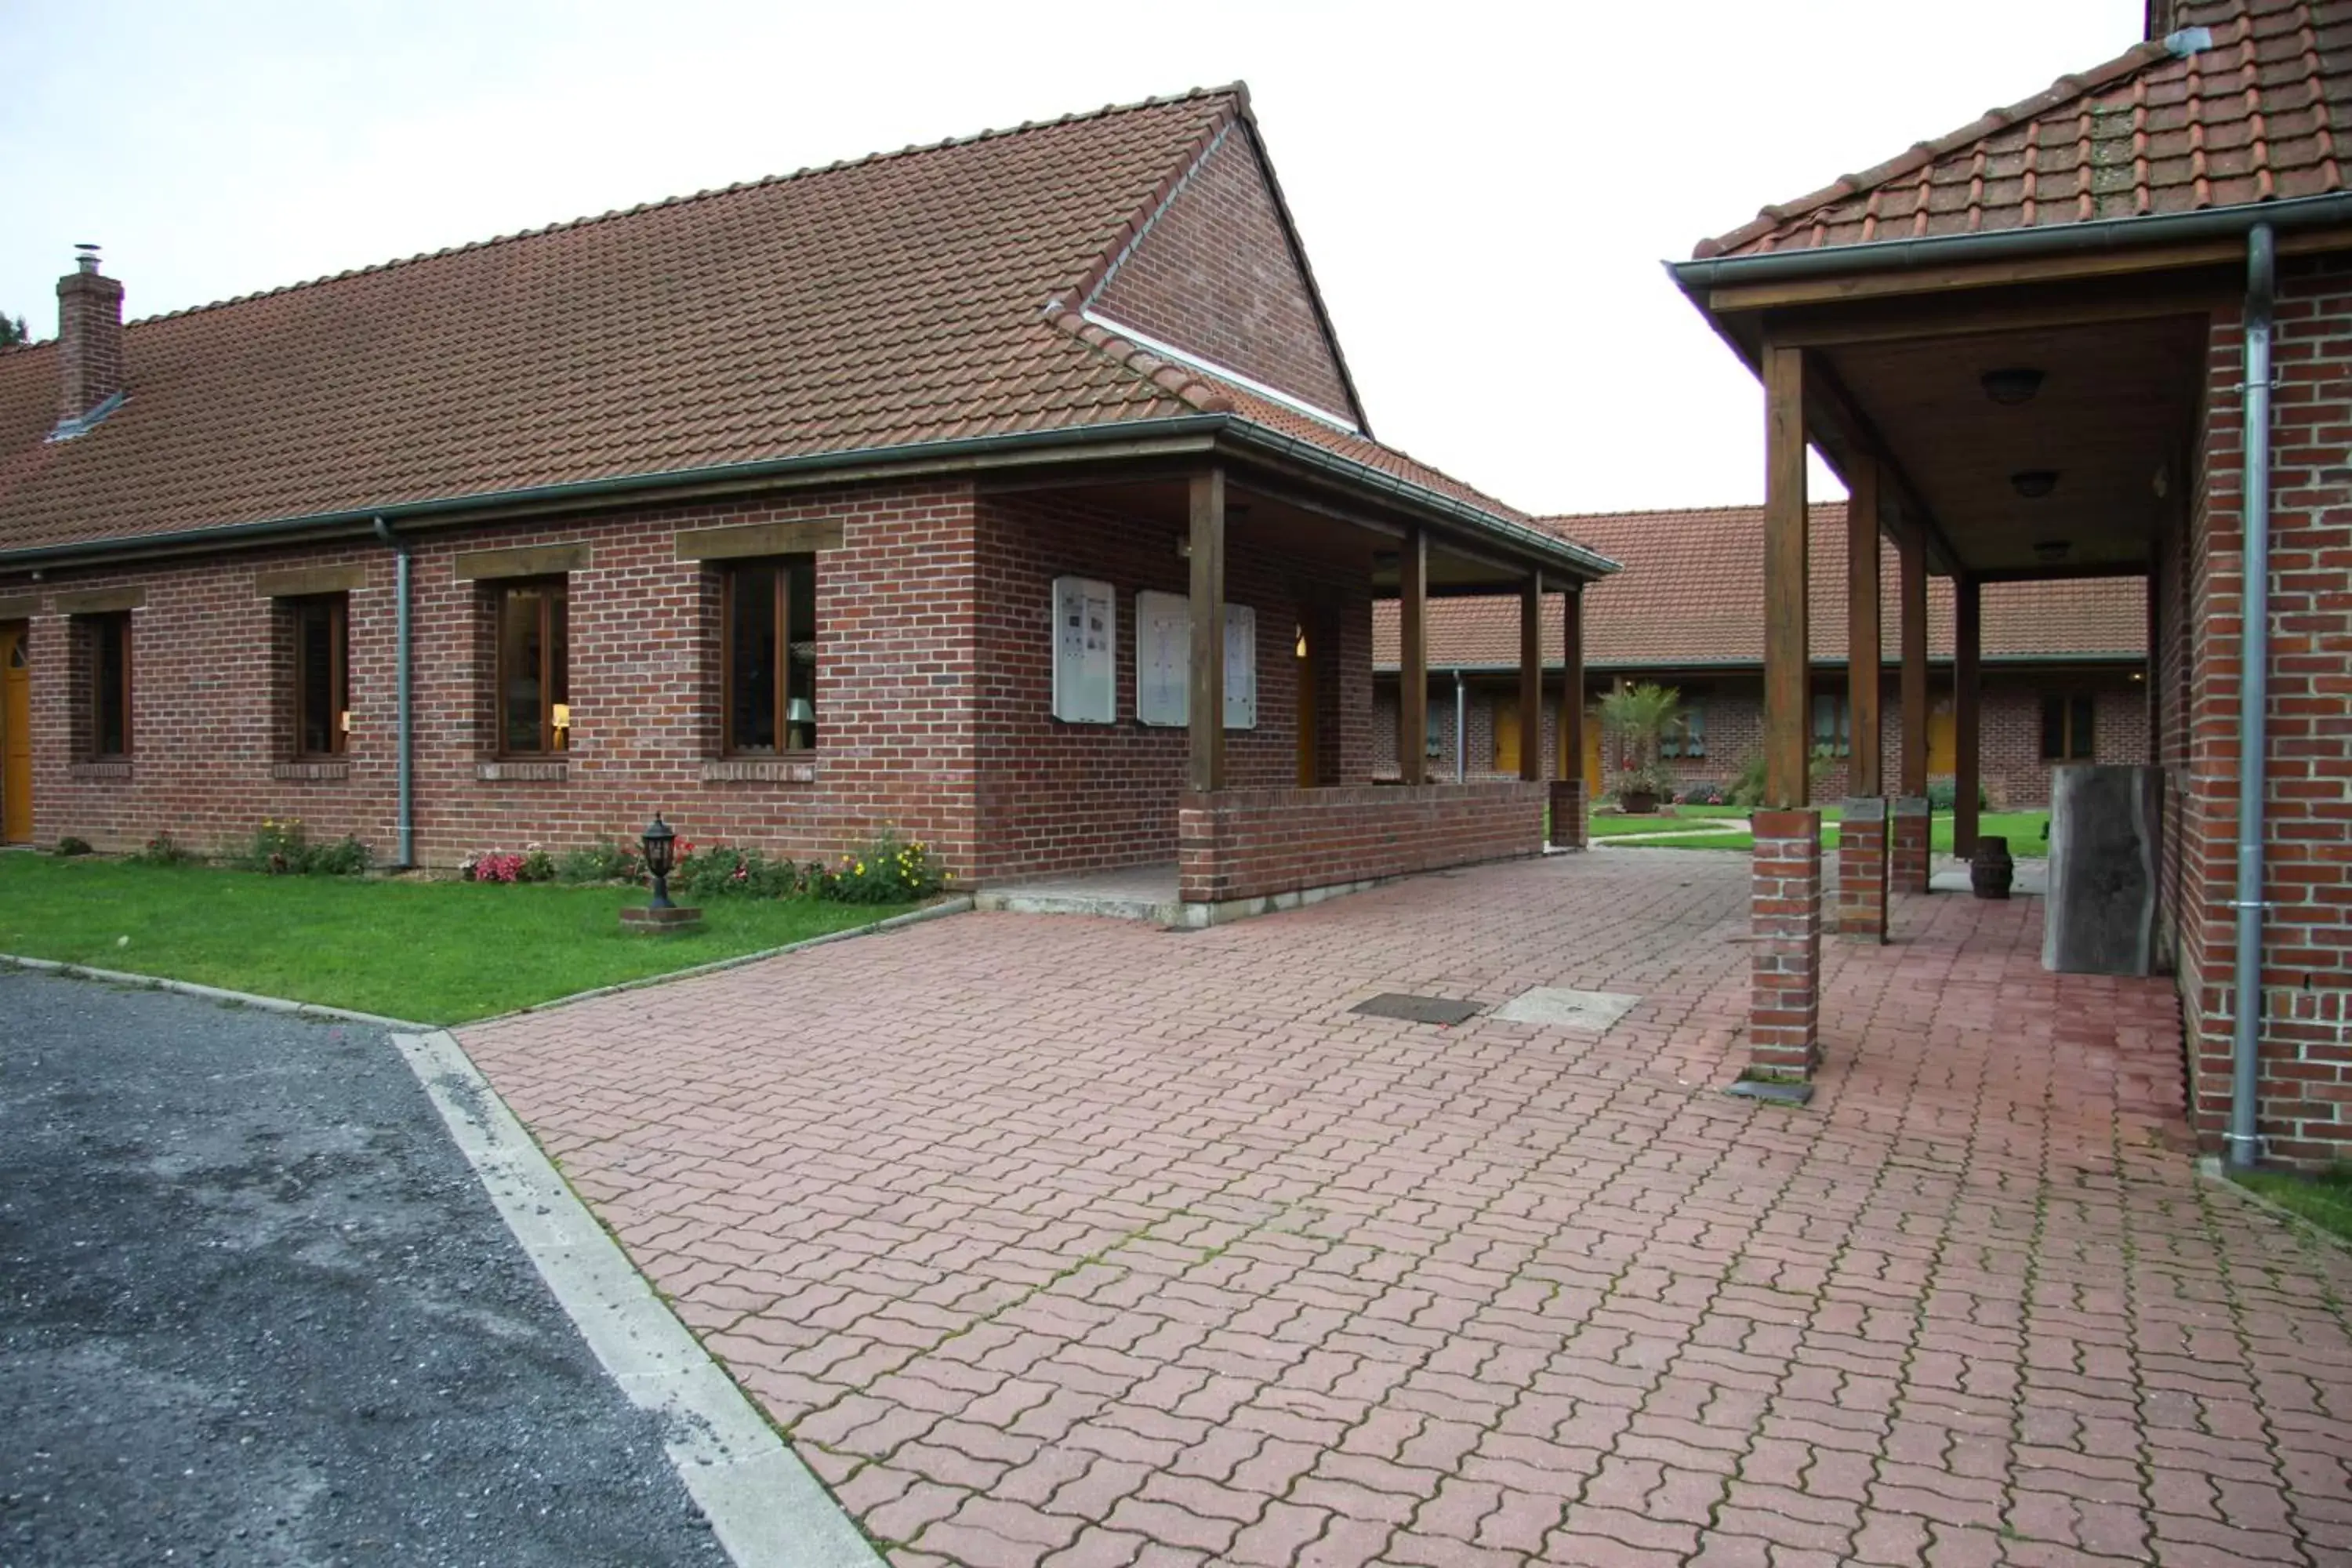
[103,82,1250,336]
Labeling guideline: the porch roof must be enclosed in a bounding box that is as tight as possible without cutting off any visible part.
[1696,0,2350,262]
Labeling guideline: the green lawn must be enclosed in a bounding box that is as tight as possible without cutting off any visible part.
[2232,1165,2352,1246]
[1608,808,2050,856]
[0,855,916,1025]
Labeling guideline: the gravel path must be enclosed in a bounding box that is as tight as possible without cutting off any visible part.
[0,967,735,1568]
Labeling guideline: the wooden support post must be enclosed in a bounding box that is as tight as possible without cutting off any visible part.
[1551,586,1588,848]
[1396,525,1427,786]
[1187,468,1226,793]
[1762,342,1810,808]
[1846,458,1882,800]
[1955,575,1983,859]
[1898,529,1929,797]
[1519,572,1544,782]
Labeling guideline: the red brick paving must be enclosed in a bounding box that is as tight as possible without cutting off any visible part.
[462,850,2352,1566]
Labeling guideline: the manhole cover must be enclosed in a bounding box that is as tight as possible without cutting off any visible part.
[1350,993,1484,1026]
[1492,987,1641,1031]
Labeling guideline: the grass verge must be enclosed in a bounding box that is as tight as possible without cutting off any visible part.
[1607,808,2050,857]
[2230,1165,2352,1246]
[0,855,916,1025]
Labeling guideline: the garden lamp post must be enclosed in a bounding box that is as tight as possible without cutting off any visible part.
[641,813,677,910]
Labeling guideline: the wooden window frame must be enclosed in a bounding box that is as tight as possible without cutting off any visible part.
[2040,692,2096,762]
[495,579,568,758]
[720,558,815,756]
[292,594,350,759]
[88,612,132,760]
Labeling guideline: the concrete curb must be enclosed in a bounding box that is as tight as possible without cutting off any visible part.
[392,1027,884,1568]
[469,895,974,1023]
[0,954,424,1030]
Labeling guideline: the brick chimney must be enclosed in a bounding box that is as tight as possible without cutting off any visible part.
[56,244,125,432]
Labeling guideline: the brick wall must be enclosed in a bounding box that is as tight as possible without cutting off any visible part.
[1177,781,1544,905]
[971,490,1373,883]
[1371,669,2147,806]
[19,482,987,877]
[1090,125,1356,420]
[2172,262,2352,1165]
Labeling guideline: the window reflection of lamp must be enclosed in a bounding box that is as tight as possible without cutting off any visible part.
[787,697,815,748]
[552,702,572,732]
[339,710,352,734]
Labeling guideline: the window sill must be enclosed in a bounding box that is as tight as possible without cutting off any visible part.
[71,760,133,782]
[702,757,818,784]
[477,760,569,782]
[274,759,350,782]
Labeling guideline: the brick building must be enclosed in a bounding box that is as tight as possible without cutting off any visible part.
[1674,0,2352,1164]
[1373,504,2148,808]
[0,87,1612,913]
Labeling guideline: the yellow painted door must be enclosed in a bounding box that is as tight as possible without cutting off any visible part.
[1583,710,1603,796]
[1927,695,1957,775]
[2,623,29,844]
[1492,702,1521,775]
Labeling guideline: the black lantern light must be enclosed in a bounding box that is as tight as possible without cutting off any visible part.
[641,813,678,909]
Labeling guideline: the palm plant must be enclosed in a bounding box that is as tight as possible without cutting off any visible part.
[1599,681,1684,805]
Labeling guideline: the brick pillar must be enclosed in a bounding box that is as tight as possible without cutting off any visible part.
[1751,809,1823,1076]
[1890,795,1931,894]
[1835,797,1889,942]
[1548,779,1587,850]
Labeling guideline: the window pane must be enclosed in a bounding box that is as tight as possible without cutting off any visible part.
[2071,695,2095,760]
[787,563,817,750]
[2042,697,2066,760]
[95,616,128,756]
[501,588,546,752]
[298,601,336,755]
[729,565,779,752]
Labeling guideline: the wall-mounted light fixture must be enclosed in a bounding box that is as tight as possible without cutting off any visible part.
[2011,470,2060,499]
[2033,538,2073,563]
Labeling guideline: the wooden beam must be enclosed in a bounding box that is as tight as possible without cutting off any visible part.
[1763,342,1811,808]
[1899,529,1929,798]
[1847,456,1883,799]
[1519,573,1544,782]
[1559,587,1585,784]
[1969,561,2151,583]
[1187,468,1226,793]
[1761,285,2225,350]
[1954,575,1983,858]
[1396,524,1428,786]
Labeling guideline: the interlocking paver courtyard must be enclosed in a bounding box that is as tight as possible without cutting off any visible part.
[462,850,2352,1567]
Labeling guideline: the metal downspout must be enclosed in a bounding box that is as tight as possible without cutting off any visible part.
[1454,671,1467,783]
[372,517,416,870]
[2227,224,2276,1169]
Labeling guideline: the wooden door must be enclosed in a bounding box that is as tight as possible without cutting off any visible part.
[1582,709,1603,796]
[1,622,29,844]
[1492,701,1521,775]
[1927,695,1957,775]
[1294,626,1317,787]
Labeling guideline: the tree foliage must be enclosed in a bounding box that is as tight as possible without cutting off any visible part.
[0,314,27,348]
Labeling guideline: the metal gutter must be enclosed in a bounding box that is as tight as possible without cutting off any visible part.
[1670,190,2352,293]
[1371,654,2147,676]
[0,412,1616,585]
[371,517,415,869]
[2227,223,2278,1171]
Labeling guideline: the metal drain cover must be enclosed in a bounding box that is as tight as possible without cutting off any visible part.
[1351,993,1484,1026]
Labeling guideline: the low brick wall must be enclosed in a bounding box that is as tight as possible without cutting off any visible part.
[1178,782,1546,906]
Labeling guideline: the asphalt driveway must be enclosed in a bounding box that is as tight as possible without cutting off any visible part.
[0,967,732,1568]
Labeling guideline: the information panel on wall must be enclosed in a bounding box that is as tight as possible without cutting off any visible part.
[1132,591,1255,730]
[1051,575,1116,724]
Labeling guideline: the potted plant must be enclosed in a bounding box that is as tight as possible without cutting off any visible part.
[1600,682,1684,815]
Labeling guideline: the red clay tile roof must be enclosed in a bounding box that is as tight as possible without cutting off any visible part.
[1373,505,2147,670]
[1697,0,2351,259]
[0,86,1553,563]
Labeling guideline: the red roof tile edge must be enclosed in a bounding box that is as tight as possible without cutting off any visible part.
[1693,39,2173,260]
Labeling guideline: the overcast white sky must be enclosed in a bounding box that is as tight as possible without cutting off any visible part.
[2,0,2143,515]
